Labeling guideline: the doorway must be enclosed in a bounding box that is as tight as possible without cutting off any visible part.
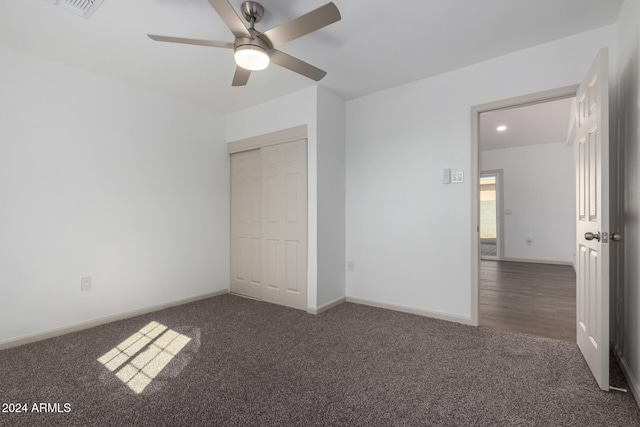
[480,170,503,260]
[470,86,579,340]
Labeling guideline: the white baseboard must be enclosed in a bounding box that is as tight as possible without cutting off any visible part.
[307,296,346,315]
[0,289,229,351]
[499,257,573,266]
[615,346,640,408]
[345,296,475,326]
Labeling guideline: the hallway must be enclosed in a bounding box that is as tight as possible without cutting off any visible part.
[480,260,576,342]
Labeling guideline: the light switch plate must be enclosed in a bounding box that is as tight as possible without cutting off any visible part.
[443,169,451,184]
[452,171,464,183]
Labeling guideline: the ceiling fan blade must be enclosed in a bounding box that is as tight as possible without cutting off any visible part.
[261,2,341,48]
[270,50,327,81]
[208,0,251,38]
[232,66,251,86]
[147,34,234,49]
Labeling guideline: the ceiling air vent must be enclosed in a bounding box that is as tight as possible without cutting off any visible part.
[48,0,104,18]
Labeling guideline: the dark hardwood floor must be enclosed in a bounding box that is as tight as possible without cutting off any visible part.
[480,260,576,342]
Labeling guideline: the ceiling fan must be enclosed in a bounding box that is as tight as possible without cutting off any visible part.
[148,0,341,86]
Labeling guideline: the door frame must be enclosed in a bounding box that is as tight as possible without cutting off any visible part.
[479,169,504,261]
[469,85,579,326]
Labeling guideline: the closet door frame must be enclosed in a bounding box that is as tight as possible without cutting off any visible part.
[228,125,309,310]
[227,125,308,155]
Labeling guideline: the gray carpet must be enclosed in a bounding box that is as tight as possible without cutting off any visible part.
[0,294,638,426]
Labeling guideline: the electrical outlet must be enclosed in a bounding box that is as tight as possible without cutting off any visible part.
[81,276,92,291]
[347,261,355,271]
[526,237,532,246]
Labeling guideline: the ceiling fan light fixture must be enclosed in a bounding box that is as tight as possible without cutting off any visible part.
[234,44,270,71]
[148,0,341,86]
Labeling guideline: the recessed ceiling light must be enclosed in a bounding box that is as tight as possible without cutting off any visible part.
[497,125,507,132]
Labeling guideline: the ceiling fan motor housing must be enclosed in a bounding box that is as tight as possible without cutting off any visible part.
[234,35,270,52]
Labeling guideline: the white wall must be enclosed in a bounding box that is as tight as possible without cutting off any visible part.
[225,86,320,308]
[317,87,346,306]
[0,45,229,344]
[480,143,575,264]
[346,26,617,320]
[616,0,640,405]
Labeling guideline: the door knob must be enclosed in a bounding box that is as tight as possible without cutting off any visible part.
[585,232,600,241]
[612,233,623,242]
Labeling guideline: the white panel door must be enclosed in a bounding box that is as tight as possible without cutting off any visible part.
[576,48,610,391]
[261,140,308,310]
[230,149,262,299]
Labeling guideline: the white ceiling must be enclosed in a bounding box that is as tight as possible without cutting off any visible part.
[0,0,623,113]
[479,97,576,151]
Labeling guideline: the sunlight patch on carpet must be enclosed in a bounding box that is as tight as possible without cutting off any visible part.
[98,321,191,394]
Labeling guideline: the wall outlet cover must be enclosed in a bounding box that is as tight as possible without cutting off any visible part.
[81,276,92,291]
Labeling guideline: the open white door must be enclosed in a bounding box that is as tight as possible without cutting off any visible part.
[576,48,610,391]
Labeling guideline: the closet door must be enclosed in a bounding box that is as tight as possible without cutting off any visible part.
[230,149,262,299]
[261,140,308,310]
